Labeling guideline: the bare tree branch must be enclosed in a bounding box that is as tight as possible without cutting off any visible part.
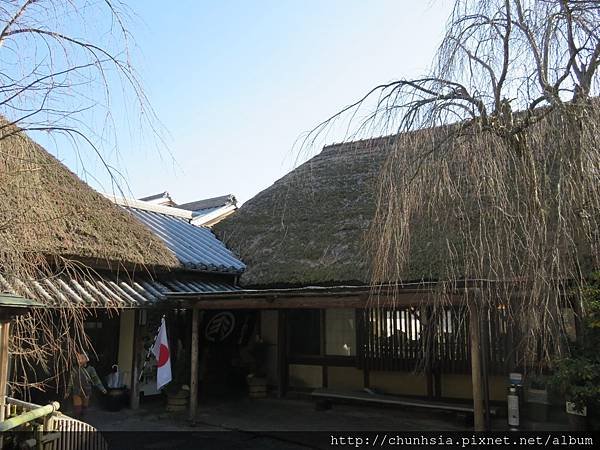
[303,0,600,369]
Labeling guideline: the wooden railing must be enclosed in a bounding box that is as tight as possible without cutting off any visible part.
[0,396,107,450]
[51,415,107,450]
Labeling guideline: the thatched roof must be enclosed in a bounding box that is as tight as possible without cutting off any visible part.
[215,138,393,286]
[216,106,600,288]
[0,121,180,271]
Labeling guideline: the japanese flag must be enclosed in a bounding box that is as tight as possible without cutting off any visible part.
[151,317,172,390]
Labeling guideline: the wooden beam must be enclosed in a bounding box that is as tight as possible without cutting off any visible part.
[189,308,199,421]
[182,292,455,311]
[469,305,484,431]
[287,355,357,366]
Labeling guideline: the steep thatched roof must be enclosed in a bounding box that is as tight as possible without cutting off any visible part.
[216,106,599,288]
[0,121,180,272]
[215,138,392,287]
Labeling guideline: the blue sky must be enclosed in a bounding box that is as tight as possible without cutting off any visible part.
[48,0,454,205]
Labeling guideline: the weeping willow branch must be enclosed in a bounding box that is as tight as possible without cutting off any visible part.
[305,0,600,368]
[0,1,164,396]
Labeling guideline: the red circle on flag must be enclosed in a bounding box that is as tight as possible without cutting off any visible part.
[157,344,169,368]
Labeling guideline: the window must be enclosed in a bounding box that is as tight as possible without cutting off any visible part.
[288,310,321,355]
[325,309,356,356]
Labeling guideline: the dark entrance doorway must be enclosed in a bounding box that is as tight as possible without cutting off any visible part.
[84,311,120,379]
[199,310,258,399]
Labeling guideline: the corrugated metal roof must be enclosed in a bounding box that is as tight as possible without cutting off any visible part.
[126,207,246,273]
[0,273,239,307]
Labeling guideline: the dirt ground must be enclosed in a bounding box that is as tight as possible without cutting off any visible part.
[86,396,469,431]
[82,396,568,449]
[83,396,469,449]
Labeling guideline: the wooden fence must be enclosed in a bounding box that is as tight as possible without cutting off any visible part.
[0,396,107,450]
[357,305,511,374]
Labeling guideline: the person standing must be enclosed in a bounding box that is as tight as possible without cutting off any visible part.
[65,352,107,419]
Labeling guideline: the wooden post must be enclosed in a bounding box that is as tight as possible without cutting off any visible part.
[320,310,327,388]
[276,310,287,398]
[424,306,434,399]
[469,305,485,431]
[189,307,199,422]
[356,309,371,389]
[130,310,141,410]
[480,306,491,431]
[0,322,11,401]
[1,320,12,450]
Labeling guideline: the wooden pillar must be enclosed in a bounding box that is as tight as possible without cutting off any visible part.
[320,310,327,388]
[424,306,434,399]
[480,306,491,431]
[0,322,8,450]
[0,322,10,402]
[130,310,141,410]
[469,305,485,431]
[357,309,370,389]
[189,307,199,422]
[276,310,287,398]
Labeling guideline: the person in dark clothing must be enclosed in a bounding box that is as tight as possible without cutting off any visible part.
[65,352,107,419]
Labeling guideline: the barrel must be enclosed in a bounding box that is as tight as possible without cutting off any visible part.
[247,377,267,398]
[106,388,126,412]
[166,390,189,412]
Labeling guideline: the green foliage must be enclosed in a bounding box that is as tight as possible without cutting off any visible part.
[550,357,600,412]
[528,374,548,391]
[549,274,600,416]
[582,273,600,332]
